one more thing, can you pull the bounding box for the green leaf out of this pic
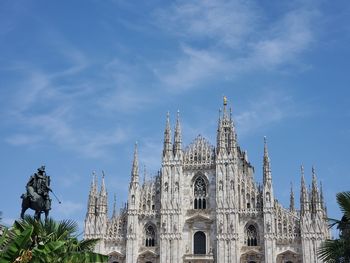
[0,225,33,261]
[337,192,350,220]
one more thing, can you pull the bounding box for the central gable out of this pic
[183,135,215,169]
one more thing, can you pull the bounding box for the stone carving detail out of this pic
[183,135,215,169]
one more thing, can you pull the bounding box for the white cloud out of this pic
[235,90,294,136]
[156,0,257,48]
[247,9,316,69]
[5,68,130,158]
[154,0,319,91]
[156,46,230,92]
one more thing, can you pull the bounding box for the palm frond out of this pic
[75,238,100,251]
[56,219,78,239]
[337,192,350,219]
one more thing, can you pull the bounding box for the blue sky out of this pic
[1,0,350,233]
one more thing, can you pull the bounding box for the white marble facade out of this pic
[84,100,330,263]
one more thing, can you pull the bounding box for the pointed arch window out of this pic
[194,176,207,209]
[246,225,258,246]
[145,224,156,247]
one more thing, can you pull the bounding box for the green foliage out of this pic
[318,191,350,262]
[0,216,108,263]
[0,226,33,263]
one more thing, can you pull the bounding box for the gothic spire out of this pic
[112,194,117,218]
[311,166,320,213]
[217,108,225,154]
[131,142,139,184]
[312,166,318,193]
[100,171,107,196]
[290,182,295,212]
[263,136,272,185]
[223,95,228,119]
[143,164,147,185]
[320,181,324,210]
[97,171,108,216]
[87,171,98,215]
[173,110,182,155]
[163,112,172,158]
[90,171,98,196]
[300,165,309,215]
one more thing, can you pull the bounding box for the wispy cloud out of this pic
[156,0,257,47]
[246,9,316,70]
[154,0,320,91]
[4,62,130,158]
[235,90,295,136]
[156,46,230,92]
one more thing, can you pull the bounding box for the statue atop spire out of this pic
[223,96,228,119]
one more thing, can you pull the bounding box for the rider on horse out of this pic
[21,166,52,218]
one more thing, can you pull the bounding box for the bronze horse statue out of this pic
[20,193,50,221]
[20,166,54,221]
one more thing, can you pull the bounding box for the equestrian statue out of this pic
[21,165,53,221]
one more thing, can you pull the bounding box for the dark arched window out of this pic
[194,231,206,254]
[145,224,156,247]
[194,176,207,209]
[246,225,258,246]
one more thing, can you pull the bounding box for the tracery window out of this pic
[194,176,207,209]
[246,225,258,246]
[145,224,156,247]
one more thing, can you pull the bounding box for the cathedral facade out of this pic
[84,100,330,263]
